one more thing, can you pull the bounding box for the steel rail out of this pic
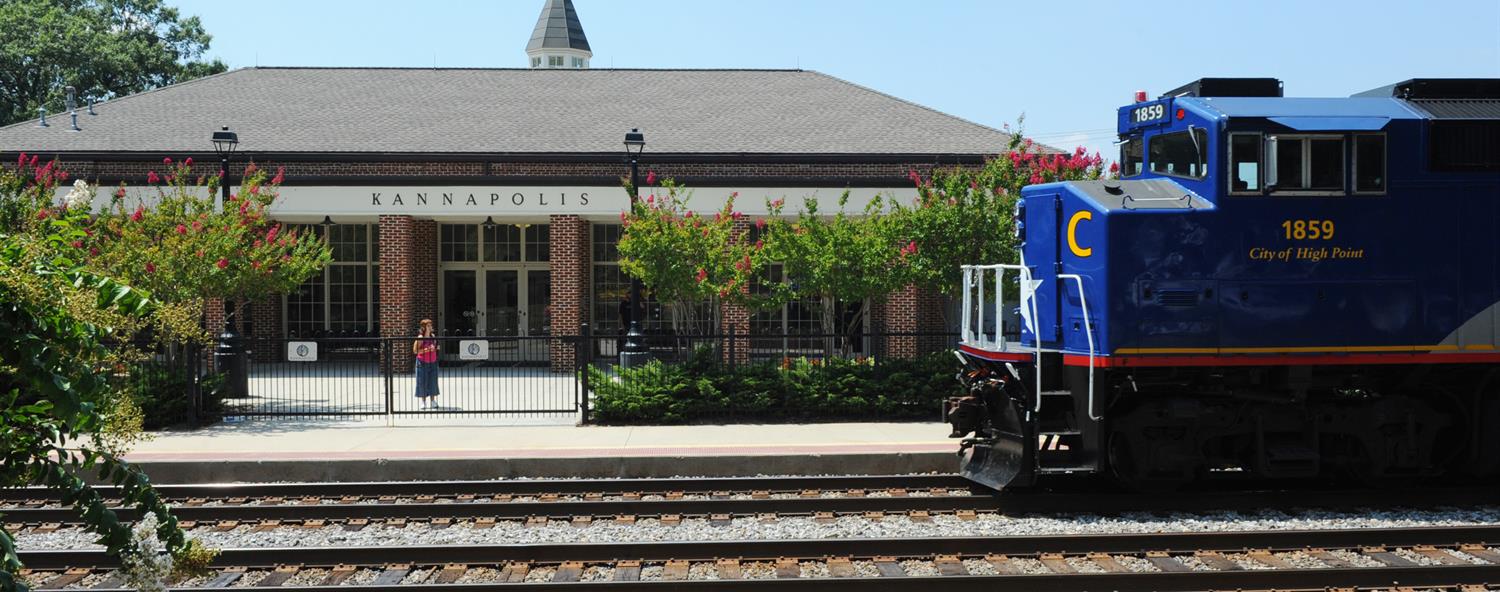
[0,474,974,502]
[68,566,1500,592]
[24,524,1500,569]
[5,485,1497,526]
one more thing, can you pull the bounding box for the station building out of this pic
[0,0,1017,368]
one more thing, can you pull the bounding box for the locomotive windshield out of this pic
[1119,137,1144,177]
[1148,128,1208,178]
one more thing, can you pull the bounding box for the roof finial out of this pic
[526,0,592,69]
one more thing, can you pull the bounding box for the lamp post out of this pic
[619,128,651,368]
[210,126,248,399]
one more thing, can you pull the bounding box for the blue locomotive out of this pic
[946,78,1500,490]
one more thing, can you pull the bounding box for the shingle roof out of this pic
[527,0,590,53]
[0,67,1016,156]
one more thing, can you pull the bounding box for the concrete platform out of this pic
[123,421,958,483]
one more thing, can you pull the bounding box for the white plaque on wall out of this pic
[458,340,488,361]
[286,341,318,362]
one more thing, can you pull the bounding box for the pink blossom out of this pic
[645,170,657,185]
[731,211,742,220]
[29,155,38,167]
[145,262,156,273]
[908,170,921,186]
[685,210,695,219]
[17,152,25,168]
[35,209,48,220]
[1029,173,1044,185]
[1108,162,1120,174]
[88,248,98,256]
[56,170,68,182]
[146,171,160,184]
[266,226,280,241]
[253,239,263,248]
[130,207,144,222]
[70,240,82,249]
[215,258,228,270]
[754,239,764,250]
[192,220,203,231]
[619,212,628,222]
[163,157,172,165]
[771,198,784,209]
[114,186,126,199]
[755,218,767,230]
[695,268,708,283]
[271,166,285,185]
[646,194,655,205]
[282,254,291,262]
[184,157,193,167]
[196,249,205,258]
[701,227,710,237]
[252,261,262,270]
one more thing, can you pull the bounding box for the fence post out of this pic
[579,323,592,425]
[186,342,202,427]
[383,337,394,426]
[727,326,736,370]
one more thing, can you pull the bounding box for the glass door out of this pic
[441,269,478,337]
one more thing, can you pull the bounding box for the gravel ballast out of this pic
[15,506,1500,550]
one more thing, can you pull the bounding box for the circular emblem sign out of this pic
[295,344,310,358]
[467,343,481,356]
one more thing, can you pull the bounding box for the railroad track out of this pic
[6,476,1498,529]
[18,525,1500,590]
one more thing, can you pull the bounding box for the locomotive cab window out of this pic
[1353,134,1386,194]
[1120,137,1144,177]
[1267,135,1344,195]
[1228,133,1262,194]
[1149,128,1208,179]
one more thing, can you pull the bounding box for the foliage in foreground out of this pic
[588,350,960,424]
[0,237,214,591]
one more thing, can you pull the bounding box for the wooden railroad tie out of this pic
[715,558,742,579]
[1246,549,1293,569]
[433,563,467,584]
[583,492,603,502]
[1039,552,1074,573]
[1460,543,1500,564]
[203,565,247,588]
[757,513,778,523]
[613,560,641,581]
[826,556,855,578]
[339,495,360,504]
[934,554,969,576]
[846,489,866,497]
[38,567,90,590]
[985,554,1024,575]
[665,491,684,500]
[540,493,560,502]
[473,517,496,529]
[907,510,932,522]
[774,557,801,578]
[256,564,300,587]
[1085,552,1130,572]
[570,516,592,527]
[800,489,820,498]
[499,563,529,583]
[1304,548,1356,568]
[709,513,732,526]
[430,517,453,530]
[320,565,357,586]
[873,556,906,577]
[663,559,689,581]
[1145,551,1191,572]
[342,518,368,532]
[955,509,977,521]
[525,516,548,528]
[614,515,636,525]
[1412,544,1467,565]
[750,490,770,499]
[552,561,585,583]
[214,520,239,532]
[1193,550,1242,571]
[659,514,682,526]
[813,511,836,524]
[1360,546,1418,567]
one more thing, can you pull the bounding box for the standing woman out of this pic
[413,319,440,409]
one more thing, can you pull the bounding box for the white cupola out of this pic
[526,0,592,69]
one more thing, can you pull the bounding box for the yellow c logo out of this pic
[1067,211,1093,258]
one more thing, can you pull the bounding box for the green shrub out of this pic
[588,351,960,424]
[121,361,225,429]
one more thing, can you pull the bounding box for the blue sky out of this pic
[174,0,1500,159]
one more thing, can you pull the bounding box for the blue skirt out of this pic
[415,360,440,397]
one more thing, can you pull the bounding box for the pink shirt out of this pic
[416,337,438,363]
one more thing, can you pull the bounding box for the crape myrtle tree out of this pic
[87,158,332,337]
[896,128,1112,304]
[616,178,768,335]
[0,158,218,591]
[761,192,914,356]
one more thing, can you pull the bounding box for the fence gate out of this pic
[209,334,586,424]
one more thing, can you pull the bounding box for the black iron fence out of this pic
[118,328,958,426]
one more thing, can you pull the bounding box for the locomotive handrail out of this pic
[1057,273,1100,421]
[960,263,1043,411]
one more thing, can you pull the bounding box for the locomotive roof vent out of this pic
[1160,78,1283,99]
[1354,78,1500,100]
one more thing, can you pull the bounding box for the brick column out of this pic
[411,220,438,327]
[719,218,752,366]
[379,215,417,372]
[881,285,949,359]
[249,296,281,362]
[549,215,590,372]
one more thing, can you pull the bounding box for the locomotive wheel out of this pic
[1106,429,1192,492]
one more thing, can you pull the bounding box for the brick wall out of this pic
[411,220,438,328]
[249,296,281,362]
[379,215,417,371]
[548,215,590,371]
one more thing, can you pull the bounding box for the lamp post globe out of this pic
[210,126,248,400]
[620,128,652,368]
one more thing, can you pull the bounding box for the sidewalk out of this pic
[122,421,959,482]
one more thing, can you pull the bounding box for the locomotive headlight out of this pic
[1014,202,1026,240]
